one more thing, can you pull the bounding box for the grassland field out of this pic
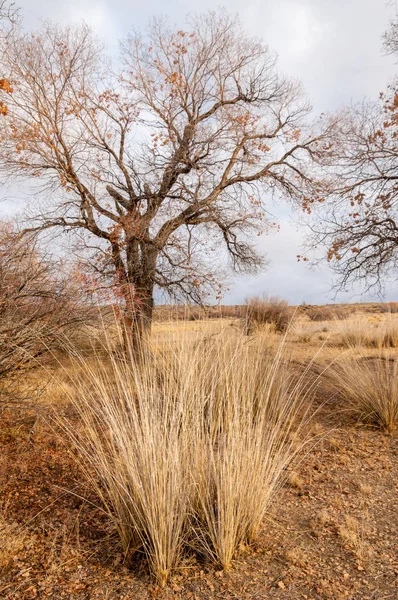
[0,304,397,600]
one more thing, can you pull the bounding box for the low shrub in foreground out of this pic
[57,332,313,585]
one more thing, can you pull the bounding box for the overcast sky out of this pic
[2,0,398,304]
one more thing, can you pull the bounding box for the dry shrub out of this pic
[306,305,348,322]
[0,223,88,405]
[154,305,245,322]
[245,295,291,334]
[328,352,398,433]
[378,302,398,314]
[57,331,314,584]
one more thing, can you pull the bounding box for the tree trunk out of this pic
[122,281,154,360]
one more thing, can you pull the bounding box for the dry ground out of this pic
[1,308,397,599]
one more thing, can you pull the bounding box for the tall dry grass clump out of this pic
[192,338,314,569]
[59,345,197,586]
[328,352,398,433]
[56,330,314,584]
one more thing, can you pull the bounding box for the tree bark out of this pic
[122,280,155,359]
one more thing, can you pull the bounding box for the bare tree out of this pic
[0,223,86,405]
[0,0,18,27]
[383,1,398,55]
[0,0,18,115]
[308,19,398,294]
[0,12,335,348]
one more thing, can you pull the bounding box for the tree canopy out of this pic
[0,12,336,343]
[309,18,398,294]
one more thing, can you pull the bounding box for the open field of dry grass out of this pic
[1,305,398,599]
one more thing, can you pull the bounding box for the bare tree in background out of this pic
[308,18,398,294]
[0,0,17,27]
[0,0,18,114]
[383,0,398,55]
[0,12,336,349]
[0,223,85,406]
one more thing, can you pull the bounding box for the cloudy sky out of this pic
[2,0,397,304]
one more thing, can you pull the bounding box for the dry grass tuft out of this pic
[338,515,372,565]
[285,546,307,567]
[328,352,398,433]
[317,508,331,527]
[358,482,372,496]
[328,437,342,451]
[296,332,313,344]
[55,330,315,584]
[287,471,304,490]
[339,321,398,350]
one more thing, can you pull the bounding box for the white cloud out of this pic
[249,1,324,62]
